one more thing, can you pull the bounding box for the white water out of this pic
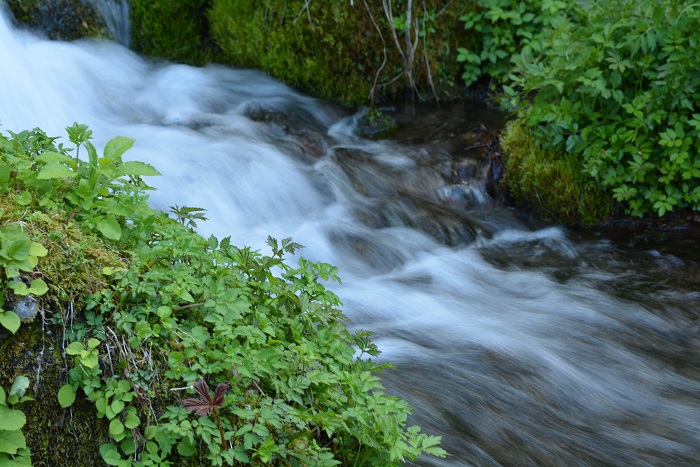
[2,6,699,465]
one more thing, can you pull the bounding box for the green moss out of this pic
[4,0,107,41]
[130,0,213,64]
[208,0,467,106]
[501,120,613,226]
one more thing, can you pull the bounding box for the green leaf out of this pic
[80,352,99,369]
[124,410,140,429]
[57,384,76,408]
[0,387,5,405]
[177,437,196,457]
[96,217,122,241]
[28,279,48,296]
[0,311,21,334]
[116,161,161,177]
[0,405,26,431]
[28,242,48,257]
[65,342,85,355]
[35,151,75,165]
[0,428,27,455]
[109,418,125,437]
[99,443,122,466]
[111,399,125,415]
[37,163,76,179]
[103,136,135,161]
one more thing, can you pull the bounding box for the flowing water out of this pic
[2,5,700,466]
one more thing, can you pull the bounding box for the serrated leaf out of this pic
[35,151,75,165]
[0,405,26,430]
[116,161,161,177]
[37,163,76,179]
[96,217,122,241]
[0,311,21,333]
[104,136,134,161]
[58,384,76,408]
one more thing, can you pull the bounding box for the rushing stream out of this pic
[2,5,700,466]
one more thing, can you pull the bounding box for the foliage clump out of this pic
[460,0,700,222]
[0,124,446,465]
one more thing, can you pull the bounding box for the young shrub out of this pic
[505,0,700,217]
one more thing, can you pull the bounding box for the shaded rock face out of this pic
[5,0,106,41]
[0,321,106,466]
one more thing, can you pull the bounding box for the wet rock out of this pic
[5,0,108,41]
[14,295,38,321]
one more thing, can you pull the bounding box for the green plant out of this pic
[505,0,700,217]
[1,124,446,465]
[0,376,32,465]
[457,0,568,86]
[35,123,160,240]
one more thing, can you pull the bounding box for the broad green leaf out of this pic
[124,411,140,429]
[103,136,134,161]
[0,164,10,184]
[28,279,48,296]
[0,311,21,334]
[0,387,5,405]
[81,352,99,369]
[0,428,27,455]
[111,399,125,414]
[37,163,76,179]
[35,151,75,165]
[87,338,101,349]
[116,161,161,177]
[177,437,196,457]
[28,242,48,257]
[109,418,125,437]
[99,443,122,466]
[65,342,85,355]
[0,405,26,431]
[57,384,76,408]
[96,217,122,241]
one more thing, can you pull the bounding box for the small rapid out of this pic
[1,6,699,465]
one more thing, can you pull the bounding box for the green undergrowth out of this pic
[0,124,446,465]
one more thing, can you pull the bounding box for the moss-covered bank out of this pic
[130,0,468,106]
[500,120,614,226]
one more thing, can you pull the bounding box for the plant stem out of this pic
[212,407,228,451]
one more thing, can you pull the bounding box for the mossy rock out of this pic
[501,120,613,226]
[4,0,108,41]
[130,0,214,65]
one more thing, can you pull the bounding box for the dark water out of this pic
[1,5,699,465]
